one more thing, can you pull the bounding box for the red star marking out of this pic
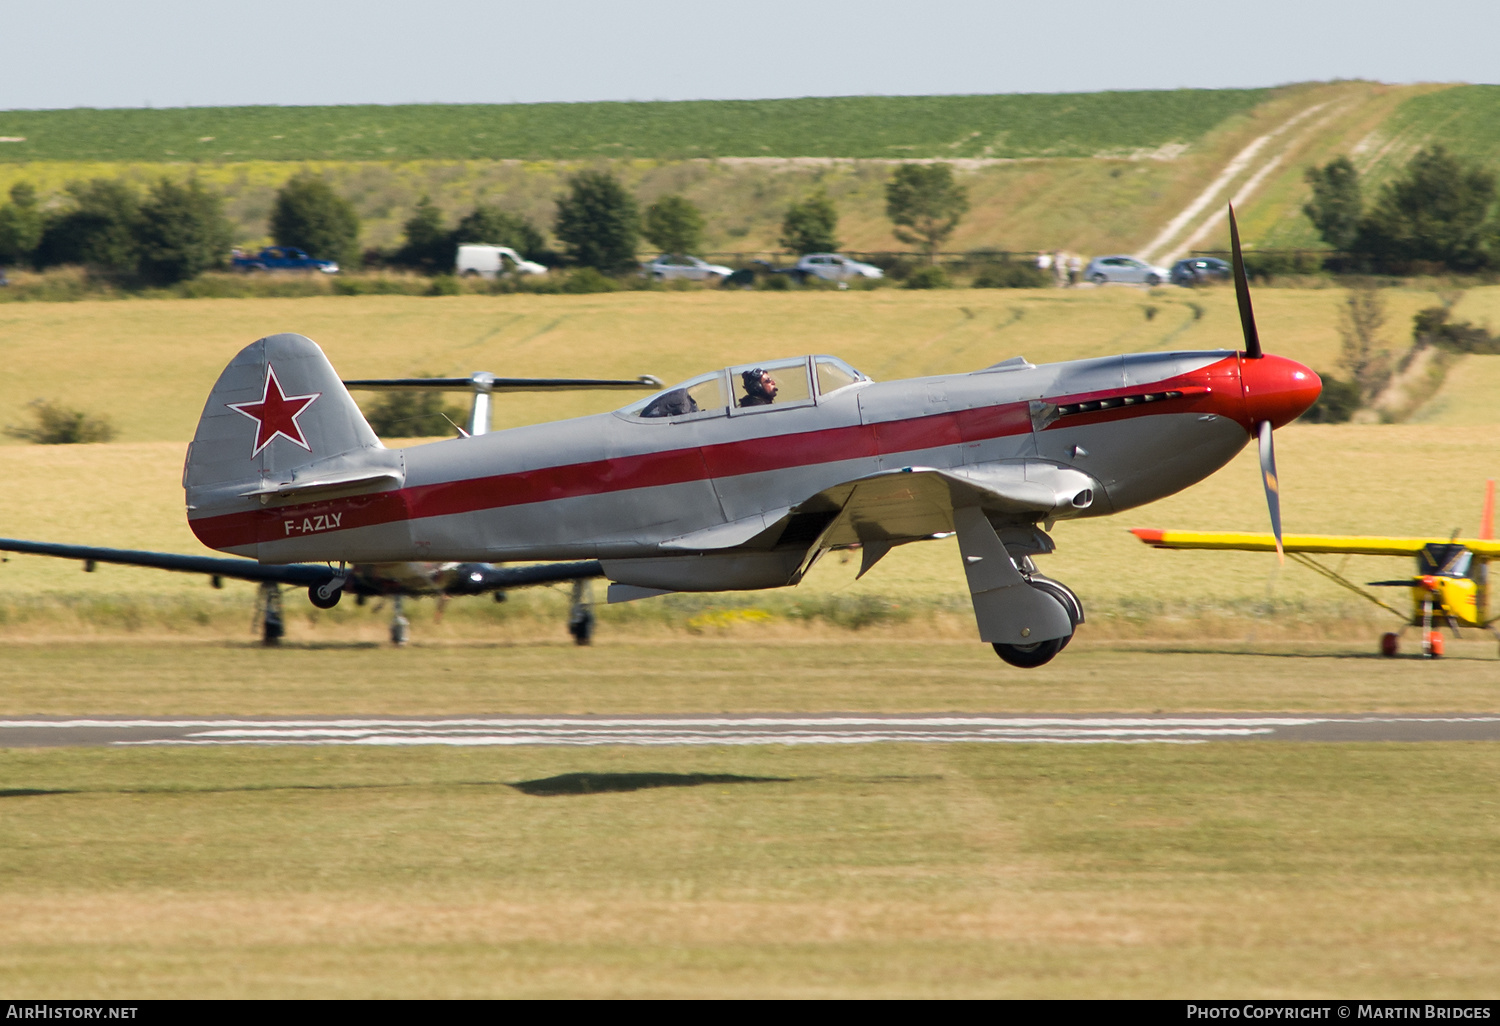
[227,365,321,457]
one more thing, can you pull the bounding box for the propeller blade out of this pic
[1258,420,1284,562]
[1228,204,1263,359]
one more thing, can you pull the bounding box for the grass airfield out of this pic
[2,287,1500,996]
[5,740,1500,998]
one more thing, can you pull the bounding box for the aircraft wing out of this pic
[802,464,1100,548]
[0,537,336,585]
[0,538,605,593]
[1131,529,1500,558]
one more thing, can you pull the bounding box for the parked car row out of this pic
[228,242,1230,289]
[1084,254,1232,287]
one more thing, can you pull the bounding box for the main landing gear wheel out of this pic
[568,607,595,645]
[991,577,1083,669]
[308,580,343,609]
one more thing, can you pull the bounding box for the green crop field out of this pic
[1374,85,1500,167]
[6,81,1491,256]
[0,90,1271,164]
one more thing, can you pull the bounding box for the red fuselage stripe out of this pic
[190,358,1244,550]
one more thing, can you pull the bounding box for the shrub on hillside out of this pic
[427,274,462,296]
[1304,157,1362,252]
[903,265,951,289]
[1354,146,1500,273]
[643,194,705,256]
[394,195,452,273]
[1241,251,1324,282]
[271,174,360,268]
[779,191,839,255]
[37,179,142,275]
[561,267,621,294]
[361,386,464,438]
[886,163,969,262]
[1412,306,1500,354]
[554,171,640,272]
[452,206,546,261]
[1299,376,1361,423]
[972,259,1048,288]
[0,183,44,268]
[135,178,233,286]
[5,399,116,444]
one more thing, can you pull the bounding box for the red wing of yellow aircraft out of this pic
[1132,480,1499,658]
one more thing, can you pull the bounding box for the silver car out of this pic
[793,253,884,282]
[1084,255,1172,286]
[641,254,734,282]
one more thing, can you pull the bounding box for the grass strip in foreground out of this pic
[0,741,1496,997]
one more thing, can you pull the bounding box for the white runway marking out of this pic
[3,715,1500,748]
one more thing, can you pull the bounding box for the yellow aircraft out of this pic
[1132,480,1498,658]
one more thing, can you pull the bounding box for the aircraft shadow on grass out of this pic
[508,772,790,797]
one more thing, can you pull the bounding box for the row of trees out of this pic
[0,178,232,285]
[1304,145,1500,272]
[0,173,362,286]
[0,162,976,284]
[533,164,970,272]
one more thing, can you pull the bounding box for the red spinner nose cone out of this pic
[1240,355,1321,429]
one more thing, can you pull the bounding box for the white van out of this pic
[455,244,548,279]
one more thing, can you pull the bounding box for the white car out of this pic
[794,253,884,282]
[455,244,548,279]
[641,254,733,281]
[1083,255,1172,287]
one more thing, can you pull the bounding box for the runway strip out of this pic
[3,714,1500,748]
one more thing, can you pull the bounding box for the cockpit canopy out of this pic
[620,355,869,420]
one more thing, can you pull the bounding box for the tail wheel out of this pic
[991,577,1082,669]
[1380,632,1399,657]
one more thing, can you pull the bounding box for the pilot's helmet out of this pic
[742,367,768,395]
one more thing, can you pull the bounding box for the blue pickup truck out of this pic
[230,246,339,273]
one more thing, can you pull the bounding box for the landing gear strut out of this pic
[567,579,595,645]
[390,594,410,646]
[256,582,284,646]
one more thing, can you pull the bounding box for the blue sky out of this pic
[3,0,1496,109]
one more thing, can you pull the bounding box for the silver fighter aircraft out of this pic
[179,209,1321,666]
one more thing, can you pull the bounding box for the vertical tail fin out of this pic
[185,333,401,555]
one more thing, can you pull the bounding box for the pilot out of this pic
[739,368,778,407]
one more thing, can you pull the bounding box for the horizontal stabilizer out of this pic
[238,468,403,502]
